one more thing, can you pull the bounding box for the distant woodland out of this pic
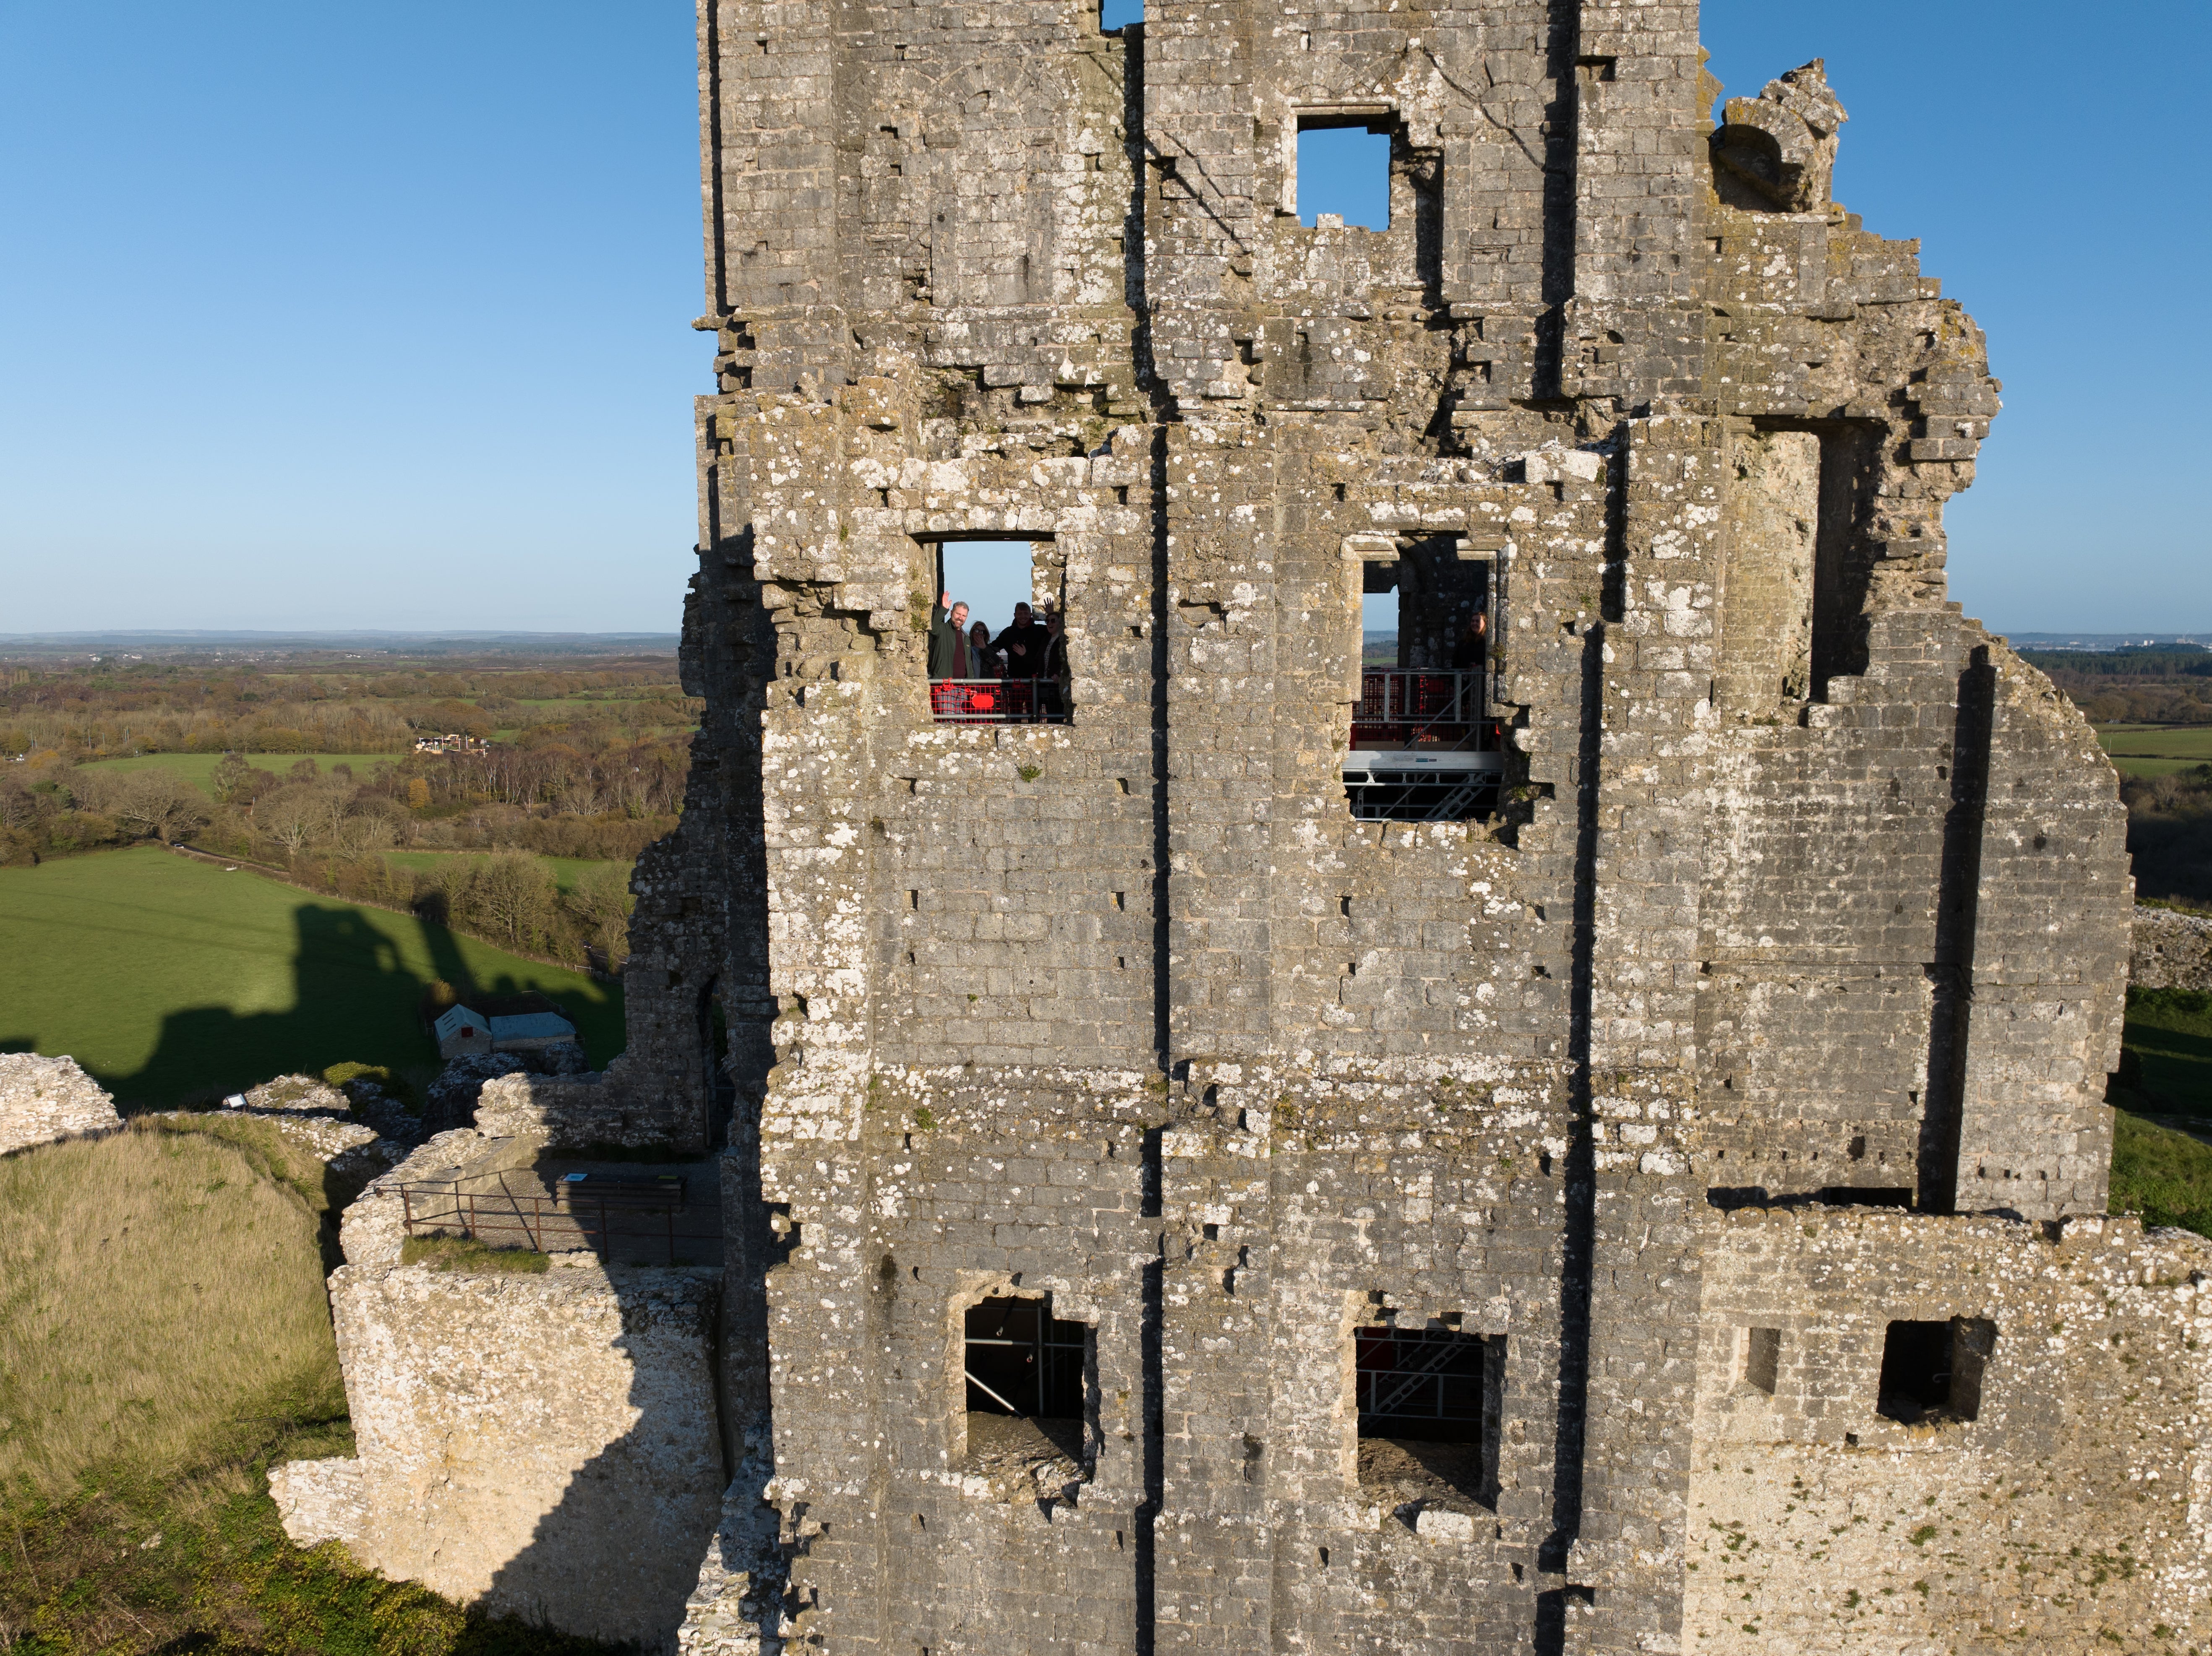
[6,643,2208,931]
[2025,649,2212,909]
[0,651,700,968]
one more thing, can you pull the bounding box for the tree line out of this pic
[0,654,698,766]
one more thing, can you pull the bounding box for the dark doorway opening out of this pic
[702,987,735,1149]
[1876,1316,1996,1424]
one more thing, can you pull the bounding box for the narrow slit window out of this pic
[1354,1323,1497,1508]
[964,1295,1091,1475]
[928,539,1068,725]
[1876,1316,1996,1425]
[1744,1326,1782,1394]
[1345,539,1499,822]
[1297,123,1390,229]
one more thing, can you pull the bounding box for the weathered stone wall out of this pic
[1686,1208,2212,1651]
[277,1133,726,1648]
[0,1053,120,1155]
[2134,905,2212,992]
[657,3,2166,1652]
[472,1055,702,1151]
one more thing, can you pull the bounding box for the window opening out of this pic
[1354,1324,1495,1508]
[1296,123,1390,229]
[1099,0,1143,28]
[964,1295,1091,1477]
[1744,1326,1782,1394]
[1346,540,1500,821]
[928,539,1068,725]
[1876,1316,1996,1425]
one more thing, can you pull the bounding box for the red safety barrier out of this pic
[930,679,1038,724]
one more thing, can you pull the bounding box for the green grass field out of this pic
[382,849,628,896]
[0,847,622,1107]
[2095,724,2212,779]
[2111,987,2212,1235]
[81,751,400,785]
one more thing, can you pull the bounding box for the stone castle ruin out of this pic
[275,3,2212,1651]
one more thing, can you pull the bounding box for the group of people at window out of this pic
[927,593,1069,721]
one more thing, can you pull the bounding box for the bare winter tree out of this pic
[569,861,636,969]
[258,785,322,859]
[330,811,395,859]
[113,769,211,846]
[474,851,558,948]
[0,777,38,832]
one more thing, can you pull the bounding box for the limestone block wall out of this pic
[0,1052,120,1155]
[664,0,2149,1651]
[277,1134,726,1648]
[1686,1208,2212,1651]
[472,1058,694,1151]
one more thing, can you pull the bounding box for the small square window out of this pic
[1354,1323,1497,1508]
[1296,124,1390,229]
[963,1295,1091,1479]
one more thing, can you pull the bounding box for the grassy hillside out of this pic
[0,1117,624,1655]
[80,752,396,784]
[0,848,622,1107]
[2094,724,2212,780]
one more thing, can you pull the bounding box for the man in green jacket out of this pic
[928,593,974,677]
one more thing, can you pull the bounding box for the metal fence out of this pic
[397,1171,717,1266]
[929,678,1069,724]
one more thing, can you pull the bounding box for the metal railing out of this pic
[1350,669,1489,750]
[1354,1326,1485,1429]
[929,679,1069,725]
[397,1171,716,1266]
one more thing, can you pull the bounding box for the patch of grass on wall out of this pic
[400,1234,552,1274]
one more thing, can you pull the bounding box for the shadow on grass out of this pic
[69,901,622,1114]
[2121,987,2212,1120]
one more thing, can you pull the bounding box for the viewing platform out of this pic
[1346,670,1505,821]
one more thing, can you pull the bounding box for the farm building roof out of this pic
[488,1012,575,1043]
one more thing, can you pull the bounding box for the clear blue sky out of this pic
[4,1,2204,636]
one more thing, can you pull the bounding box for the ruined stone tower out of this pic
[642,0,2212,1649]
[279,3,2212,1651]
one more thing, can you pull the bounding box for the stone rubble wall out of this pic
[1687,1208,2212,1651]
[2132,905,2212,993]
[471,1055,681,1150]
[0,1053,120,1155]
[272,1131,727,1649]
